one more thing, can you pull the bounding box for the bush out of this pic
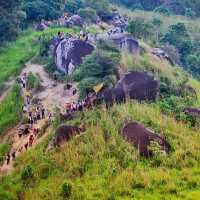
[73,40,120,98]
[26,72,42,93]
[126,18,153,40]
[154,5,170,15]
[21,165,34,181]
[78,8,97,23]
[61,182,72,198]
[0,143,11,165]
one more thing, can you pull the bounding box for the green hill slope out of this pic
[1,41,200,199]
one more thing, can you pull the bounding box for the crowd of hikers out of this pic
[5,73,52,165]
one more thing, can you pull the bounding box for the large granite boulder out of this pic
[116,71,159,101]
[54,38,94,74]
[122,122,170,157]
[109,33,140,55]
[96,71,159,106]
[152,48,174,65]
[65,15,83,27]
[47,125,84,150]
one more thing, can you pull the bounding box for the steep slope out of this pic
[0,39,200,199]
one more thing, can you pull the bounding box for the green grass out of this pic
[0,143,11,165]
[0,27,78,135]
[0,101,200,199]
[0,84,23,134]
[0,27,78,91]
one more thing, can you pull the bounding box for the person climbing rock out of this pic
[6,153,11,165]
[29,135,34,147]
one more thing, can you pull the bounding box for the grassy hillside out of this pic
[1,39,200,199]
[0,101,200,200]
[0,27,77,92]
[116,7,200,41]
[1,8,200,200]
[0,27,78,134]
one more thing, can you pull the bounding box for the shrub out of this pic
[26,72,42,93]
[126,18,153,40]
[61,181,72,198]
[21,165,34,181]
[78,8,97,23]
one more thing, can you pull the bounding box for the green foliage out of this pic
[0,143,11,165]
[0,84,23,134]
[78,8,97,23]
[126,17,153,40]
[0,0,25,44]
[61,182,72,198]
[73,40,120,98]
[112,0,200,17]
[26,72,42,93]
[154,5,171,15]
[21,164,34,181]
[186,54,200,77]
[161,23,193,62]
[23,0,64,22]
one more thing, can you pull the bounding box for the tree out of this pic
[23,0,65,22]
[161,23,193,63]
[78,8,97,23]
[126,18,153,40]
[0,0,24,44]
[152,17,163,44]
[73,40,121,98]
[186,54,200,75]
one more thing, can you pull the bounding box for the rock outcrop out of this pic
[65,15,83,27]
[122,122,170,157]
[54,38,94,74]
[47,125,85,150]
[152,48,174,65]
[96,71,159,106]
[183,108,200,118]
[109,33,140,55]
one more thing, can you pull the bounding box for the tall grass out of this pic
[0,27,78,91]
[0,84,23,134]
[1,101,200,199]
[0,27,78,135]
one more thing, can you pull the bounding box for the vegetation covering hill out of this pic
[1,0,200,200]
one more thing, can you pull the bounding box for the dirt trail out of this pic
[0,61,78,175]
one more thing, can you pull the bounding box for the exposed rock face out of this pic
[54,38,94,74]
[122,122,170,157]
[183,108,200,118]
[65,15,83,27]
[96,71,159,106]
[47,125,84,150]
[116,71,159,101]
[152,48,174,65]
[109,33,140,55]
